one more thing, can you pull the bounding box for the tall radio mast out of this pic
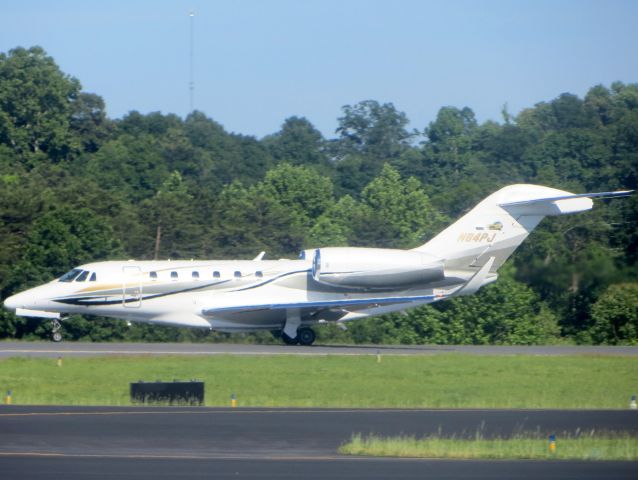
[189,11,195,112]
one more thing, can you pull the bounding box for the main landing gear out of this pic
[51,319,63,342]
[297,327,316,346]
[281,309,316,346]
[281,327,316,346]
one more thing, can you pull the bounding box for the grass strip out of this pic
[339,433,638,461]
[1,353,637,408]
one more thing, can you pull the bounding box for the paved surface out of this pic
[1,456,636,480]
[2,341,638,357]
[0,406,636,479]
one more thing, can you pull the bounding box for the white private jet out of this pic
[3,184,632,345]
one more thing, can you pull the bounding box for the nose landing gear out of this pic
[51,319,63,342]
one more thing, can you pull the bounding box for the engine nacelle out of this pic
[310,247,444,289]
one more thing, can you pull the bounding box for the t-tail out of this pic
[413,184,632,281]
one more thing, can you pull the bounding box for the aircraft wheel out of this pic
[281,332,298,345]
[52,332,63,342]
[297,327,316,346]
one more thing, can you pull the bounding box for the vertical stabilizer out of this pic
[413,184,600,272]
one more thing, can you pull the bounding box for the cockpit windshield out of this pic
[59,269,82,282]
[75,270,90,282]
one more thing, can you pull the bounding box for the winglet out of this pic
[253,251,266,261]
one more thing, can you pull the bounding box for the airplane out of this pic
[3,184,632,345]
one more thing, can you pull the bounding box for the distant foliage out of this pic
[0,47,81,163]
[0,46,636,344]
[589,283,638,345]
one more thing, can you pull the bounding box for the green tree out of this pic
[306,195,358,247]
[11,207,122,288]
[0,172,45,294]
[336,100,414,159]
[69,92,113,152]
[426,106,477,147]
[589,283,638,344]
[429,277,560,345]
[423,106,477,178]
[261,163,335,228]
[353,164,446,248]
[184,111,274,186]
[118,110,182,137]
[333,100,415,193]
[211,181,304,258]
[514,212,624,338]
[0,46,81,162]
[142,171,202,260]
[264,116,329,168]
[83,134,168,202]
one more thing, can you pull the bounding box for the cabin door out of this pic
[122,266,143,308]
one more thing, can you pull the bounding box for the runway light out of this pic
[549,433,556,454]
[4,390,12,405]
[376,350,381,363]
[630,395,637,410]
[57,356,63,367]
[231,393,237,408]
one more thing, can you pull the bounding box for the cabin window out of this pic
[255,271,263,278]
[234,271,241,278]
[59,269,82,282]
[213,271,220,279]
[149,271,158,280]
[192,271,200,279]
[170,271,178,280]
[75,270,89,282]
[89,272,97,282]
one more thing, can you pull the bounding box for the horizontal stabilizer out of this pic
[497,189,633,217]
[499,190,633,207]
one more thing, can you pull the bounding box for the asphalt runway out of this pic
[1,406,637,479]
[2,340,638,357]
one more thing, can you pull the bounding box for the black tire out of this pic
[297,327,316,346]
[281,332,298,345]
[52,332,62,342]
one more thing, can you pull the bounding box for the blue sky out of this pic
[2,0,637,138]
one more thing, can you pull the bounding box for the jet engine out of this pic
[310,247,444,289]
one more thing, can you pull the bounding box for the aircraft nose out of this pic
[4,292,27,311]
[4,293,20,311]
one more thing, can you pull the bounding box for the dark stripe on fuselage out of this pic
[230,269,311,292]
[53,279,232,307]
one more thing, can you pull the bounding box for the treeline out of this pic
[1,46,637,345]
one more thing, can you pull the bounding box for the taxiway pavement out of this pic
[0,406,636,479]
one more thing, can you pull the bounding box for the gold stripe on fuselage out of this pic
[77,284,121,293]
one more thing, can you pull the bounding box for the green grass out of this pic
[339,433,638,460]
[0,354,636,408]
